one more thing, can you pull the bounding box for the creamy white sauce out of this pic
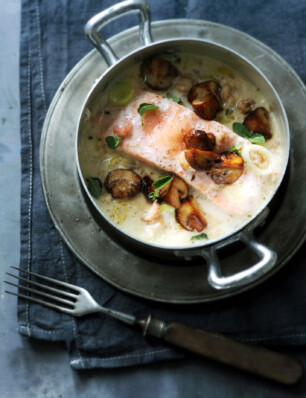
[79,52,285,247]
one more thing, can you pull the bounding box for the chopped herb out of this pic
[228,142,242,156]
[248,215,252,217]
[225,108,233,117]
[148,191,160,200]
[166,93,181,103]
[148,175,173,200]
[106,134,121,149]
[87,177,102,199]
[152,175,173,190]
[232,122,265,144]
[191,233,208,241]
[137,103,159,125]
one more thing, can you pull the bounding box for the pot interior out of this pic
[76,38,289,253]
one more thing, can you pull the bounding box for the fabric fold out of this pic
[18,0,306,370]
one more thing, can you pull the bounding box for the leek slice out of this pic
[242,144,274,176]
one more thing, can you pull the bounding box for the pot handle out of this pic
[85,0,153,66]
[201,231,277,290]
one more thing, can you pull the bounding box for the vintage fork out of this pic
[5,266,303,386]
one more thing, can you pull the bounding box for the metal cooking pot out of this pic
[76,0,289,291]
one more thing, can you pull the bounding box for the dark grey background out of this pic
[1,0,306,396]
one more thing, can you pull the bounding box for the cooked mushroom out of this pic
[208,152,244,185]
[142,175,155,203]
[183,129,214,151]
[185,149,220,171]
[188,81,221,103]
[141,58,177,90]
[176,197,207,232]
[105,169,142,199]
[188,81,222,120]
[191,95,222,120]
[159,179,172,198]
[243,107,272,139]
[206,133,216,146]
[164,175,188,209]
[141,201,161,222]
[237,98,255,115]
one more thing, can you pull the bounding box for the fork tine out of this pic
[4,280,75,307]
[10,266,80,292]
[5,290,74,315]
[6,272,78,299]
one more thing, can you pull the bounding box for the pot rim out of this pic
[76,37,290,253]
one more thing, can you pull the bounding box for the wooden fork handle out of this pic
[141,316,303,386]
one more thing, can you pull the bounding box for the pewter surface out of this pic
[40,20,306,303]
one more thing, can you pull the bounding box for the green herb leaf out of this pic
[228,141,242,156]
[106,134,121,149]
[87,177,103,199]
[191,233,208,241]
[152,175,173,191]
[248,133,266,144]
[166,93,181,103]
[148,191,160,200]
[148,176,173,200]
[232,122,265,144]
[138,103,159,125]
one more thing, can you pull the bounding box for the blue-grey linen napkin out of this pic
[19,0,306,370]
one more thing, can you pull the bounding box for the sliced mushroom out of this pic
[141,58,177,90]
[141,201,161,222]
[206,133,216,146]
[176,197,207,232]
[142,175,155,203]
[183,129,214,151]
[105,169,142,199]
[243,107,272,139]
[185,149,220,171]
[237,98,255,115]
[159,179,172,199]
[188,81,221,103]
[188,81,222,120]
[192,95,222,120]
[208,152,244,185]
[164,175,188,209]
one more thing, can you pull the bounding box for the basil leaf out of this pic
[87,177,102,199]
[138,103,159,125]
[232,122,265,144]
[106,134,121,149]
[166,93,181,103]
[248,133,266,144]
[228,141,242,156]
[191,233,208,241]
[152,175,173,191]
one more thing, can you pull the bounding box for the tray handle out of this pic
[202,231,277,290]
[85,0,153,66]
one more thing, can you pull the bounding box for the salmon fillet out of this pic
[101,90,262,215]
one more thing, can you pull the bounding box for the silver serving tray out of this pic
[40,19,306,304]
